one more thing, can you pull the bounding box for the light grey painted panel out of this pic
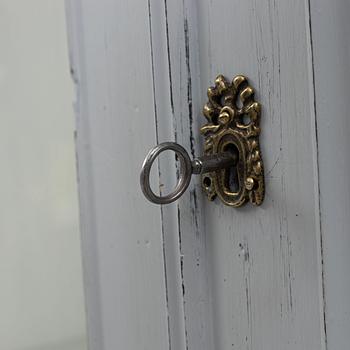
[66,1,170,349]
[310,1,350,348]
[192,1,326,349]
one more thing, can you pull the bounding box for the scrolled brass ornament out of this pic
[200,75,264,207]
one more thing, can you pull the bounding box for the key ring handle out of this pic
[140,142,192,204]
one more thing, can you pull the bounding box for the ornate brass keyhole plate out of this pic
[200,75,264,207]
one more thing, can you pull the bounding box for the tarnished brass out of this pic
[200,75,264,207]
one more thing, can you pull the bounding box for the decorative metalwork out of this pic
[200,74,264,207]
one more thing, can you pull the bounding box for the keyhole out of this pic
[223,143,239,193]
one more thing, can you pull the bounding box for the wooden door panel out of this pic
[196,1,324,349]
[65,0,350,349]
[66,1,170,349]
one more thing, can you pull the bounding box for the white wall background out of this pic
[0,1,87,349]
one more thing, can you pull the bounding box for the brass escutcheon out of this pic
[200,75,264,207]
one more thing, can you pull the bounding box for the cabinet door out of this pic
[66,0,350,349]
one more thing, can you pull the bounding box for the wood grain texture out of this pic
[309,1,350,348]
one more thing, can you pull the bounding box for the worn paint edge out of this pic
[146,2,172,350]
[64,1,104,349]
[305,0,327,348]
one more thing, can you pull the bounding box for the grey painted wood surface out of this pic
[66,0,349,349]
[65,1,170,349]
[189,1,325,349]
[310,1,350,348]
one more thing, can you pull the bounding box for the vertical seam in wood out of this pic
[147,0,159,145]
[307,0,328,348]
[164,0,174,116]
[184,1,202,239]
[179,3,208,349]
[183,10,201,236]
[183,10,195,159]
[178,5,194,350]
[160,206,172,350]
[177,204,189,350]
[147,2,172,350]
